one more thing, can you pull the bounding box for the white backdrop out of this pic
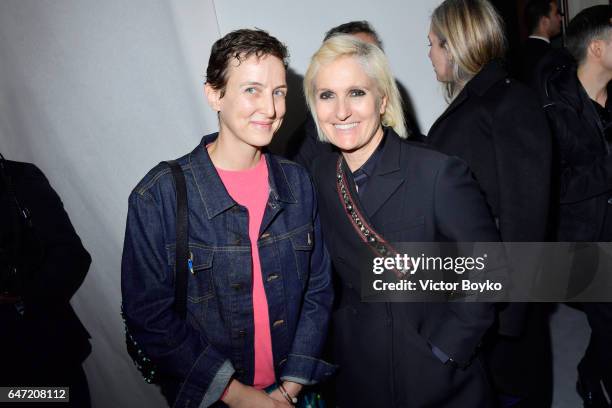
[0,1,441,406]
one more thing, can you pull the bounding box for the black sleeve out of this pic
[428,156,499,365]
[492,89,553,241]
[15,164,91,304]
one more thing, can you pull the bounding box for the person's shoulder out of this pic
[395,135,471,176]
[130,150,192,201]
[2,160,43,180]
[399,137,450,163]
[269,153,311,180]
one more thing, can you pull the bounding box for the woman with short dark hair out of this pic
[122,29,334,408]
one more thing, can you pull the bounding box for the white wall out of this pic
[214,0,446,137]
[566,0,608,19]
[0,1,445,406]
[0,1,219,406]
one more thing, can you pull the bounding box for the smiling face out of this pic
[313,55,386,161]
[206,54,287,150]
[428,28,453,82]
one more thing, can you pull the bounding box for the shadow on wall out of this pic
[268,68,308,156]
[396,79,423,137]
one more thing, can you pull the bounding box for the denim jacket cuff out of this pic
[199,360,235,408]
[279,353,336,385]
[174,345,234,408]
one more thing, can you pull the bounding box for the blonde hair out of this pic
[431,0,507,100]
[303,34,408,142]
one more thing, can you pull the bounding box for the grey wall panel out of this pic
[0,1,219,406]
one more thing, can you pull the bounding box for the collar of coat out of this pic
[463,59,508,97]
[334,128,407,219]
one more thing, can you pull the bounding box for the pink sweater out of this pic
[216,155,275,389]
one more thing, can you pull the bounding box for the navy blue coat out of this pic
[310,129,500,407]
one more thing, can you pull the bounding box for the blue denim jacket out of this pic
[121,134,335,408]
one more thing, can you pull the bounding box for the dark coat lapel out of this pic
[360,130,405,219]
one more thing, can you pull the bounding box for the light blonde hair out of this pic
[431,0,507,100]
[303,34,407,142]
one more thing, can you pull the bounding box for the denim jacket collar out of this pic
[189,133,296,219]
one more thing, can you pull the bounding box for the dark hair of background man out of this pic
[323,20,383,49]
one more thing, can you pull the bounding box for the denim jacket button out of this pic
[267,274,279,282]
[272,319,284,328]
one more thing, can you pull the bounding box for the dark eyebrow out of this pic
[239,81,264,87]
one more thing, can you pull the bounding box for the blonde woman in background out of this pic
[426,0,554,406]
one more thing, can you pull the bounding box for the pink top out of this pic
[216,155,275,389]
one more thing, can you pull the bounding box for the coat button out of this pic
[267,274,279,282]
[272,319,285,328]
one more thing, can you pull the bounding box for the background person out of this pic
[303,34,501,408]
[121,29,334,408]
[540,6,612,407]
[0,153,92,407]
[516,0,563,84]
[425,0,554,406]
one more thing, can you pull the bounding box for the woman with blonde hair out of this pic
[303,34,500,407]
[426,0,554,406]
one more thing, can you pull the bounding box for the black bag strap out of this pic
[163,160,189,319]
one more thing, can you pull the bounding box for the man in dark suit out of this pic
[540,5,612,407]
[0,154,92,407]
[517,0,562,84]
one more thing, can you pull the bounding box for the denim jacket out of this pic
[121,134,335,408]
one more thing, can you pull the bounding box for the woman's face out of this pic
[206,54,287,149]
[313,56,386,155]
[428,28,452,82]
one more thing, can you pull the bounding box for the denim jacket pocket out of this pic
[167,244,215,303]
[289,224,314,283]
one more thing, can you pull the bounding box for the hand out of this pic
[222,380,291,408]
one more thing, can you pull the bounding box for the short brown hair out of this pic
[206,29,288,97]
